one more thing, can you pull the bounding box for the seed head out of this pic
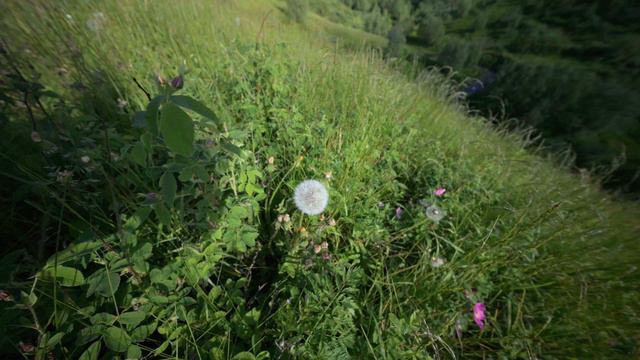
[293,180,329,215]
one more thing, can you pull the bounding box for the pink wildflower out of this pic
[19,342,35,353]
[395,207,403,220]
[31,131,42,143]
[434,187,446,197]
[0,290,11,301]
[473,303,486,330]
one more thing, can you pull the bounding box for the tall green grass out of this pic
[1,0,638,358]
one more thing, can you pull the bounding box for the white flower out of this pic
[293,180,329,215]
[86,12,105,32]
[81,155,91,164]
[431,257,446,268]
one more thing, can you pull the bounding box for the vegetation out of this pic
[314,0,640,196]
[0,0,638,359]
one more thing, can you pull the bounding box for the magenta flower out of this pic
[473,302,486,330]
[395,207,403,220]
[433,187,446,197]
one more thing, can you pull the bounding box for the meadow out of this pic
[0,0,638,358]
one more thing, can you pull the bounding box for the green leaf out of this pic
[232,352,256,360]
[45,240,101,268]
[124,207,152,232]
[221,141,243,157]
[132,111,146,128]
[103,326,131,353]
[78,341,101,360]
[149,295,169,304]
[41,265,85,287]
[241,230,259,248]
[129,142,147,166]
[91,313,116,325]
[127,344,142,359]
[154,203,171,227]
[118,311,146,327]
[170,95,220,125]
[159,103,194,156]
[87,270,121,298]
[76,325,104,346]
[160,171,177,207]
[46,332,64,348]
[131,322,157,342]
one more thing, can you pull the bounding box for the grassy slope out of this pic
[2,0,639,357]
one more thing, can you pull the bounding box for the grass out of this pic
[0,0,638,358]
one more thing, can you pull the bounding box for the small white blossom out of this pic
[81,155,91,164]
[431,257,446,268]
[293,180,329,215]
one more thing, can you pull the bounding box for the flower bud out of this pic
[170,74,184,90]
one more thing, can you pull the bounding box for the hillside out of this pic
[311,0,640,196]
[0,0,638,359]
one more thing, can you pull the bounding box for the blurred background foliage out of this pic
[309,0,640,197]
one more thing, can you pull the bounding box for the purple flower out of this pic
[473,303,486,330]
[170,74,184,90]
[395,207,403,220]
[433,187,446,197]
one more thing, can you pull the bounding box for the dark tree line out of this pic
[313,0,640,196]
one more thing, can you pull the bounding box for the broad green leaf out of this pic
[129,142,147,166]
[132,111,146,128]
[179,164,208,182]
[221,141,243,157]
[127,344,142,359]
[148,295,169,304]
[131,322,157,342]
[242,230,259,248]
[154,203,171,227]
[46,332,64,348]
[118,311,146,327]
[159,103,193,156]
[78,341,101,360]
[170,95,220,125]
[87,270,121,298]
[91,313,116,325]
[45,240,101,268]
[232,352,256,360]
[41,265,85,287]
[76,325,104,346]
[103,326,131,352]
[124,207,152,232]
[160,171,177,206]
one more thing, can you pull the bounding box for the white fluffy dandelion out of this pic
[293,180,329,215]
[425,204,445,223]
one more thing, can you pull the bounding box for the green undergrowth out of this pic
[0,0,638,359]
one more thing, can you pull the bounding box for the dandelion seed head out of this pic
[294,180,329,215]
[425,204,445,222]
